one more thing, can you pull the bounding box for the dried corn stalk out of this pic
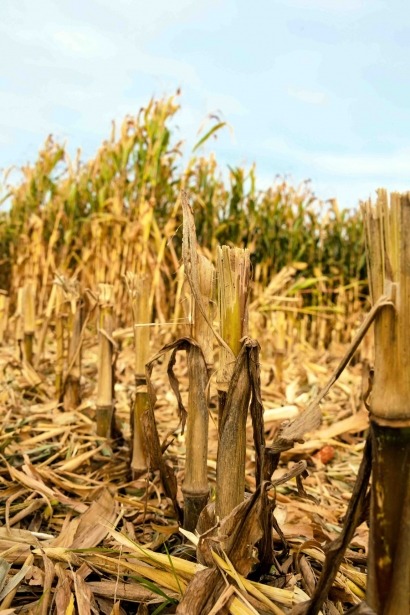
[216,246,250,430]
[54,283,66,400]
[96,283,115,438]
[0,290,9,344]
[126,272,152,476]
[362,190,410,615]
[214,246,251,521]
[183,255,215,531]
[22,280,36,365]
[181,192,216,530]
[63,280,83,411]
[15,287,24,361]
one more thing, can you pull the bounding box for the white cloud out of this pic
[204,92,248,117]
[309,151,410,177]
[51,28,117,59]
[288,87,327,105]
[263,137,410,178]
[284,0,372,11]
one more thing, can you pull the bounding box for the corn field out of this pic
[0,94,407,614]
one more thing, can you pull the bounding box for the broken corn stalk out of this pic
[96,283,115,438]
[362,189,410,615]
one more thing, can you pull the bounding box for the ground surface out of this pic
[0,332,371,614]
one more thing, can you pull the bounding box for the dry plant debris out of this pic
[0,329,371,614]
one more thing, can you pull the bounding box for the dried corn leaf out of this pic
[85,580,162,602]
[52,489,117,548]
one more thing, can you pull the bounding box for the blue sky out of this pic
[1,0,409,208]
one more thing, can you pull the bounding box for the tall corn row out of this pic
[0,93,368,347]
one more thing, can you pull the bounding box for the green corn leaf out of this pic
[192,122,226,152]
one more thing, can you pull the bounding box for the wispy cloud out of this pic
[204,92,248,117]
[308,151,410,177]
[285,0,374,11]
[51,28,117,59]
[263,136,410,178]
[288,87,327,105]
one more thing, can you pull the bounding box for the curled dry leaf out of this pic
[180,483,274,615]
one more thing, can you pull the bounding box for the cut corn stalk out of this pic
[182,215,215,530]
[181,194,216,530]
[362,189,410,615]
[23,281,36,365]
[217,245,250,429]
[63,281,83,411]
[15,287,24,361]
[126,272,152,476]
[0,290,9,344]
[215,342,252,521]
[54,283,66,401]
[215,246,251,520]
[35,280,57,367]
[96,283,115,439]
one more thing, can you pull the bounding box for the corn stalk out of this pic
[126,273,152,476]
[15,287,24,361]
[182,254,215,531]
[0,291,9,344]
[362,189,410,615]
[22,280,36,364]
[63,282,83,411]
[215,246,251,520]
[216,246,250,429]
[96,283,115,439]
[180,192,216,530]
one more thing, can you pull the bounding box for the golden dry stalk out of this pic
[217,245,250,378]
[63,280,83,411]
[0,290,9,345]
[54,284,66,400]
[15,287,24,360]
[22,280,36,365]
[216,245,250,431]
[182,254,215,531]
[215,343,252,521]
[96,283,115,439]
[362,189,410,615]
[126,272,152,475]
[180,192,217,530]
[215,246,251,520]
